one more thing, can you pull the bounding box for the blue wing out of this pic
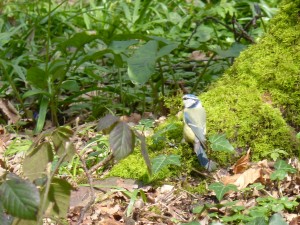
[184,110,217,171]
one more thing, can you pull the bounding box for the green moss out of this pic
[108,150,150,183]
[108,0,300,179]
[185,180,208,195]
[200,0,300,162]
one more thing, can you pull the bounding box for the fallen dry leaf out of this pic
[0,99,20,124]
[233,149,251,174]
[233,167,262,190]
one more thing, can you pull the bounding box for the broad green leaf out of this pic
[127,40,158,84]
[22,89,51,99]
[270,170,287,181]
[245,217,268,225]
[49,59,67,81]
[109,40,138,54]
[97,114,119,132]
[208,182,237,201]
[212,43,246,58]
[77,49,114,65]
[156,43,179,58]
[296,132,300,139]
[274,160,297,173]
[209,134,234,152]
[27,67,48,90]
[269,213,288,225]
[47,178,73,218]
[23,142,53,181]
[59,31,98,49]
[194,25,213,42]
[52,127,75,162]
[0,173,40,220]
[61,80,80,92]
[109,122,135,160]
[35,96,49,133]
[192,205,205,214]
[151,154,181,174]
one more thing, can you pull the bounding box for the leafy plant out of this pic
[97,114,152,174]
[0,126,75,224]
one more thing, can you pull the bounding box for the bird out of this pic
[182,94,217,171]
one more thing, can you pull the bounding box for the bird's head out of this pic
[182,94,202,108]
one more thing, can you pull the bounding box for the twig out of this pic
[76,154,95,225]
[88,153,114,174]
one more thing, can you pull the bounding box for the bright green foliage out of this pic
[208,182,238,201]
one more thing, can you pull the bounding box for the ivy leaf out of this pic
[208,182,237,201]
[209,134,234,153]
[0,173,40,220]
[110,122,135,160]
[269,213,288,225]
[151,154,181,174]
[245,217,268,225]
[274,160,297,173]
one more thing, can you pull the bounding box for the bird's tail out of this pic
[194,141,217,172]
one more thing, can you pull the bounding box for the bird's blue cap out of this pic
[182,94,199,100]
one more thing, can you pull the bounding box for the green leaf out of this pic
[59,31,98,49]
[209,134,234,153]
[52,127,75,162]
[274,160,297,173]
[194,25,213,42]
[212,43,246,58]
[23,142,53,181]
[156,42,179,58]
[61,80,80,92]
[127,40,158,84]
[126,189,139,217]
[22,89,51,99]
[0,173,40,220]
[245,217,268,225]
[97,114,119,133]
[192,205,205,214]
[296,132,300,139]
[208,182,237,201]
[109,122,135,160]
[35,96,49,133]
[269,213,288,225]
[27,67,48,90]
[151,154,181,174]
[47,178,73,218]
[109,40,139,54]
[270,170,287,181]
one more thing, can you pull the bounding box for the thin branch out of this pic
[88,153,114,174]
[76,154,95,225]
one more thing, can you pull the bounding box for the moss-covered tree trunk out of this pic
[201,0,300,162]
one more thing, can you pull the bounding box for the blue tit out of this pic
[182,94,217,171]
